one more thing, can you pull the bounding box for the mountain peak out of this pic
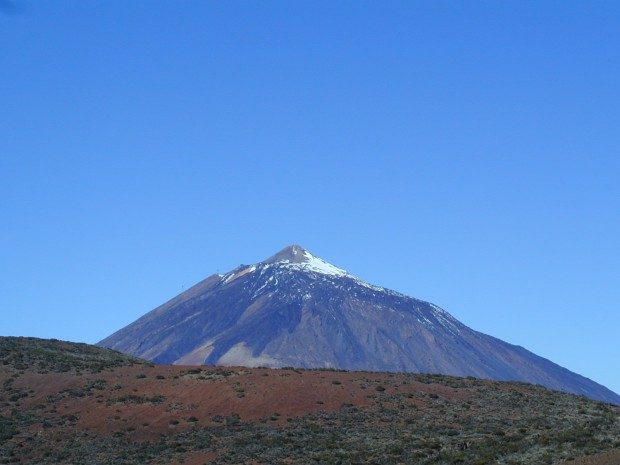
[264,244,308,264]
[262,244,348,277]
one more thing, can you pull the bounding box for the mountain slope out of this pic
[99,245,620,404]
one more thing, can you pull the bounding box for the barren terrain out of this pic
[1,337,618,464]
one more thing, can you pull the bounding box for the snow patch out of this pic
[300,250,348,276]
[253,275,275,296]
[430,304,461,335]
[418,316,433,328]
[224,265,256,284]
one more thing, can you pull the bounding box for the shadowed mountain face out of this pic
[99,245,620,404]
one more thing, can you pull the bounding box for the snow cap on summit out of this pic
[262,245,348,277]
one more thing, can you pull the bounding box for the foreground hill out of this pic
[1,337,619,465]
[100,245,620,404]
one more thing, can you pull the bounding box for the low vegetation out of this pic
[0,337,618,464]
[0,337,145,374]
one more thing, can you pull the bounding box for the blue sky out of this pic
[1,1,618,394]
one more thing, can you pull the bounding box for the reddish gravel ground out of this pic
[2,358,618,464]
[10,364,470,439]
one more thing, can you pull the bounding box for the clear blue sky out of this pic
[1,1,618,394]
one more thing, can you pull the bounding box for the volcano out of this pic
[99,245,620,404]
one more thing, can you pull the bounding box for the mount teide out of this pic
[99,245,620,404]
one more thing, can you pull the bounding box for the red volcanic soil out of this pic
[2,354,618,465]
[10,364,467,440]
